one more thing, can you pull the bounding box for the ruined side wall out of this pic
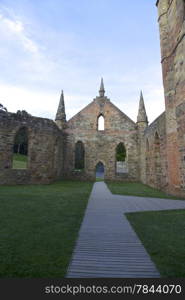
[63,98,139,181]
[144,112,168,190]
[0,111,63,185]
[157,0,185,196]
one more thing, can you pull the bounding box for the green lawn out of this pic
[13,153,27,169]
[126,210,185,277]
[0,181,93,278]
[108,181,185,277]
[107,181,185,200]
[96,178,104,182]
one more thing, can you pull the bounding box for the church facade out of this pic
[56,80,142,182]
[0,0,185,197]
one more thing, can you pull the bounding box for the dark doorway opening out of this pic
[96,162,105,180]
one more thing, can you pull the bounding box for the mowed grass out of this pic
[13,154,27,169]
[0,181,93,278]
[108,181,185,277]
[107,181,185,200]
[126,210,185,277]
[96,178,104,182]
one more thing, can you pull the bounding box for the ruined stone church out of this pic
[0,0,185,197]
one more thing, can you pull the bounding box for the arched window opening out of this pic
[98,115,104,131]
[146,139,149,153]
[13,127,28,169]
[154,132,160,153]
[53,137,60,176]
[96,162,105,180]
[146,139,150,181]
[116,143,128,173]
[154,132,162,187]
[75,141,85,170]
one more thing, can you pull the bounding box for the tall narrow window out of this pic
[53,137,60,176]
[98,115,104,131]
[116,143,127,173]
[146,139,150,182]
[146,139,149,153]
[13,127,28,169]
[75,141,85,170]
[154,132,162,187]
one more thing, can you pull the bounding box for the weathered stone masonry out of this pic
[144,112,167,191]
[62,90,140,181]
[0,110,63,184]
[156,0,185,196]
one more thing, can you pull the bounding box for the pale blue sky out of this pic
[0,0,165,123]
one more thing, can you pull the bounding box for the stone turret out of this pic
[137,91,148,125]
[137,91,148,184]
[94,77,109,104]
[99,78,105,97]
[55,90,66,130]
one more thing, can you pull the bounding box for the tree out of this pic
[14,128,28,155]
[0,104,7,112]
[116,143,126,161]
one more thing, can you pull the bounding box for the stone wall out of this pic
[62,96,139,181]
[0,110,63,185]
[143,112,168,190]
[157,0,185,196]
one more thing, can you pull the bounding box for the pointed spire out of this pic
[55,90,66,122]
[137,91,148,123]
[99,78,105,97]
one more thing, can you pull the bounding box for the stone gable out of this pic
[62,95,139,181]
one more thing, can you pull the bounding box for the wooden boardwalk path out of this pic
[67,182,185,278]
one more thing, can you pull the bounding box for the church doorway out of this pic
[95,162,105,180]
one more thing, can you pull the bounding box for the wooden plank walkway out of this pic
[67,182,185,278]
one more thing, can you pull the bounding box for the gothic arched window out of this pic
[75,141,85,170]
[116,143,127,173]
[98,115,104,131]
[146,139,149,152]
[146,138,150,180]
[116,143,126,162]
[13,127,28,169]
[154,132,162,187]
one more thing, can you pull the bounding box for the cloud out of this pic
[0,82,91,121]
[0,83,57,118]
[0,2,165,125]
[0,7,59,89]
[0,80,165,126]
[0,10,39,54]
[1,17,24,33]
[114,87,165,124]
